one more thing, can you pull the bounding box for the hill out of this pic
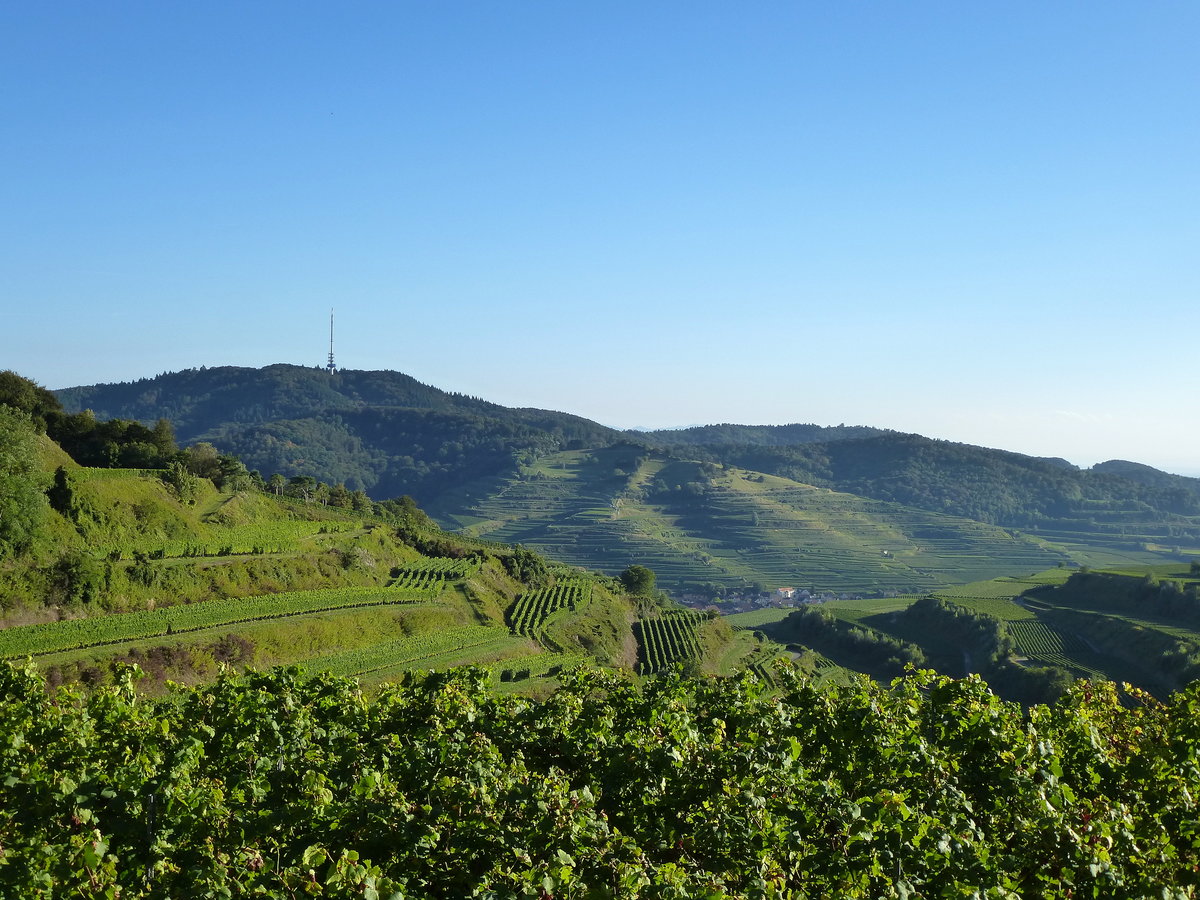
[54,365,1200,592]
[651,432,1200,551]
[0,393,678,695]
[9,378,1200,704]
[427,444,1071,595]
[56,364,620,498]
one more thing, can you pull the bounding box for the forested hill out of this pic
[56,365,620,498]
[56,366,1200,566]
[656,432,1200,534]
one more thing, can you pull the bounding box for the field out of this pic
[316,625,534,681]
[0,585,433,659]
[428,448,1168,595]
[507,580,591,637]
[633,610,705,674]
[726,567,1200,699]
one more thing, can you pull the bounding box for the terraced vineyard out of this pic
[0,586,430,659]
[389,557,483,593]
[507,580,591,636]
[634,610,705,674]
[97,520,356,559]
[315,625,528,680]
[1008,620,1107,678]
[433,449,1086,594]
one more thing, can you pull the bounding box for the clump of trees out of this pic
[777,606,927,678]
[619,564,656,596]
[0,405,49,556]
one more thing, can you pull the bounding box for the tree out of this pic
[503,545,549,587]
[161,461,201,505]
[0,370,62,432]
[619,564,656,596]
[0,405,49,554]
[182,442,222,481]
[151,418,177,457]
[287,475,318,503]
[46,466,74,517]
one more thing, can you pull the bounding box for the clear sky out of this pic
[3,2,1197,474]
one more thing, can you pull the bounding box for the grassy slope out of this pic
[730,566,1200,699]
[1,438,676,693]
[429,447,1165,594]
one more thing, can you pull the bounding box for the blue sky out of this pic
[3,2,1197,473]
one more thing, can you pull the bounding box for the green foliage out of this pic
[772,606,928,679]
[0,370,63,431]
[3,662,1200,896]
[51,550,105,607]
[620,563,657,595]
[0,405,48,555]
[0,586,431,659]
[160,459,201,504]
[507,580,588,637]
[500,544,549,587]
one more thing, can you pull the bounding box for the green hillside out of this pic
[0,390,665,695]
[653,431,1200,548]
[55,364,620,497]
[730,564,1200,702]
[11,372,1200,707]
[427,445,1172,594]
[52,365,1200,595]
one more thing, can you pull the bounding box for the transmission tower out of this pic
[326,309,337,373]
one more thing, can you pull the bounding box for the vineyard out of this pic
[434,448,1114,595]
[1007,620,1108,678]
[388,557,483,594]
[507,580,591,636]
[634,610,705,673]
[0,586,430,659]
[96,520,356,559]
[315,625,526,680]
[6,663,1199,897]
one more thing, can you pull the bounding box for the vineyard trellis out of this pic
[1008,620,1106,677]
[634,610,705,674]
[389,558,483,594]
[507,580,591,637]
[0,586,431,660]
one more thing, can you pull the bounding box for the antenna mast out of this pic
[326,308,337,373]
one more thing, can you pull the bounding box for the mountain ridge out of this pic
[53,364,1200,592]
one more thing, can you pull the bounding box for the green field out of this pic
[430,448,1128,595]
[0,585,433,659]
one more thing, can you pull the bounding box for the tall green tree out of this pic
[619,564,657,596]
[0,406,49,555]
[0,371,62,433]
